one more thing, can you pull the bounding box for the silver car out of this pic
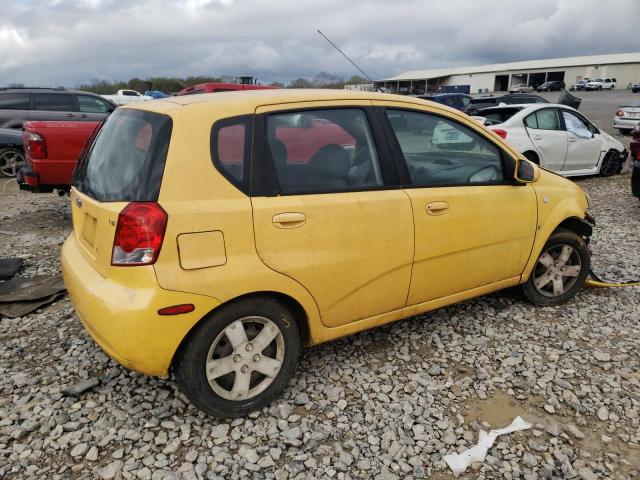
[613,100,640,134]
[508,84,533,93]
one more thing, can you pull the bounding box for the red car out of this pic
[177,82,277,96]
[18,121,100,193]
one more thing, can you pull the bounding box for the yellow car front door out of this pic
[251,103,414,328]
[377,104,538,305]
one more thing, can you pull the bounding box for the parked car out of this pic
[476,104,626,177]
[416,93,472,111]
[536,81,566,92]
[631,127,640,199]
[508,84,534,93]
[613,100,640,134]
[144,90,169,99]
[0,87,116,129]
[177,83,278,96]
[463,94,548,115]
[63,90,595,417]
[17,121,100,193]
[101,89,153,105]
[569,80,588,91]
[0,127,24,177]
[632,83,640,93]
[586,78,616,90]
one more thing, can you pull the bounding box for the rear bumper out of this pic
[61,234,221,376]
[613,118,640,130]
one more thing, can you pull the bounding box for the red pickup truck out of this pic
[18,121,100,193]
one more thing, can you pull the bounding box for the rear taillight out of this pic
[615,110,624,117]
[492,128,508,139]
[26,132,47,159]
[111,202,167,266]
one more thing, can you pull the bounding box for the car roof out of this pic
[123,89,461,114]
[0,87,103,96]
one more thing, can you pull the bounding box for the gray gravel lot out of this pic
[1,91,639,480]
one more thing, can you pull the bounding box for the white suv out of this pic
[586,78,616,90]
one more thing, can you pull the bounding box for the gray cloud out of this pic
[0,0,638,87]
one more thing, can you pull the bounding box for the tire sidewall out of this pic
[174,297,300,418]
[522,229,590,307]
[600,150,620,177]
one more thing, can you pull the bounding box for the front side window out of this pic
[77,95,112,113]
[562,111,592,138]
[0,92,30,110]
[33,93,75,111]
[386,109,505,186]
[524,109,561,130]
[267,109,383,194]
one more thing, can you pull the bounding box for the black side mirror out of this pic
[515,159,539,183]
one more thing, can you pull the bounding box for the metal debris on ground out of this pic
[0,274,66,318]
[0,257,23,280]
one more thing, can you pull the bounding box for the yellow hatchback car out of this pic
[62,90,593,417]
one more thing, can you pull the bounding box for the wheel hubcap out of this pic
[0,150,24,177]
[205,316,284,401]
[532,244,581,297]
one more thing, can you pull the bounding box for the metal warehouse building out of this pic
[376,52,640,94]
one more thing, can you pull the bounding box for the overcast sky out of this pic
[0,0,639,87]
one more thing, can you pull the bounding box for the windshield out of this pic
[73,109,172,202]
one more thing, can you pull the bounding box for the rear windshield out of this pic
[477,107,523,125]
[73,109,172,202]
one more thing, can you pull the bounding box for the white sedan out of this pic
[474,104,627,177]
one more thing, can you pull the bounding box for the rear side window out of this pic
[266,109,383,194]
[524,109,561,130]
[211,115,252,189]
[0,92,30,110]
[77,95,112,113]
[74,109,172,202]
[33,93,75,111]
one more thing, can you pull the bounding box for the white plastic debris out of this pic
[443,416,533,476]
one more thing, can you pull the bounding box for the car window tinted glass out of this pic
[461,96,471,107]
[33,93,74,111]
[77,95,111,113]
[267,109,383,194]
[75,109,172,202]
[386,109,504,186]
[525,109,561,130]
[562,111,592,138]
[0,93,30,110]
[216,122,246,182]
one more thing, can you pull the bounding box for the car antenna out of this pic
[316,29,373,82]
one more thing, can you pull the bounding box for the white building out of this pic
[376,52,640,94]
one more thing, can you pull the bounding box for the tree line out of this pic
[73,72,370,94]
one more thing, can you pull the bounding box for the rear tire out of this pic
[0,147,24,177]
[173,297,300,418]
[522,229,590,307]
[523,151,540,165]
[599,150,621,177]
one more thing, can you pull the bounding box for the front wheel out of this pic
[599,150,621,177]
[173,297,301,418]
[521,229,590,307]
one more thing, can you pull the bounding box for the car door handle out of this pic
[79,114,89,119]
[272,212,306,228]
[568,137,577,143]
[532,135,543,140]
[426,201,449,216]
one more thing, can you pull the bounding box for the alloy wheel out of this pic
[205,316,284,401]
[532,244,582,297]
[0,149,24,177]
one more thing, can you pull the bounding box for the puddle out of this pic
[463,391,541,428]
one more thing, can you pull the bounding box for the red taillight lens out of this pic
[26,132,47,159]
[492,128,508,139]
[111,202,167,266]
[615,110,624,117]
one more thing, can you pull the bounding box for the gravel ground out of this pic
[1,166,639,478]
